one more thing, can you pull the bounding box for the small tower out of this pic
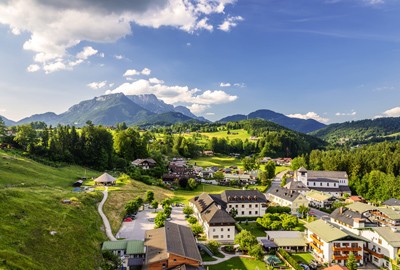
[297,167,308,186]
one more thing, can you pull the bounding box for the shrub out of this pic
[207,240,221,254]
[187,216,197,224]
[278,248,303,270]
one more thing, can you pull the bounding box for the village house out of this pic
[328,205,400,270]
[132,158,157,170]
[383,198,400,211]
[346,202,400,227]
[304,190,336,209]
[202,150,214,156]
[259,231,307,253]
[102,240,145,269]
[295,167,351,197]
[222,173,257,185]
[189,193,236,243]
[305,220,366,266]
[144,221,202,270]
[267,187,308,215]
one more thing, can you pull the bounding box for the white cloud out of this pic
[287,112,329,123]
[220,82,231,87]
[105,78,237,106]
[186,42,191,46]
[383,107,400,117]
[149,77,165,84]
[76,46,98,60]
[364,0,384,5]
[99,52,105,58]
[195,17,213,31]
[335,111,357,116]
[43,61,67,74]
[87,81,107,90]
[218,15,243,32]
[0,0,240,72]
[123,69,140,77]
[188,104,210,114]
[26,64,40,72]
[115,55,124,60]
[234,82,246,88]
[141,68,151,76]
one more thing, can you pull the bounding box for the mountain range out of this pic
[3,94,206,127]
[1,93,328,133]
[218,109,326,133]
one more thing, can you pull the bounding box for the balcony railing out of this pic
[310,234,323,246]
[332,246,362,252]
[333,255,362,261]
[310,242,323,254]
[365,247,385,259]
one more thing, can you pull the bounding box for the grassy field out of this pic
[239,222,266,237]
[208,256,267,270]
[200,129,250,141]
[0,150,106,270]
[292,253,314,264]
[188,155,243,168]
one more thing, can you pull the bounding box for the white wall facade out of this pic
[225,202,266,217]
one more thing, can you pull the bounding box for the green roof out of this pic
[305,190,333,202]
[274,237,307,247]
[346,202,375,213]
[102,240,128,251]
[126,240,145,254]
[102,240,145,254]
[373,227,400,247]
[305,220,349,242]
[346,202,400,220]
[378,207,400,220]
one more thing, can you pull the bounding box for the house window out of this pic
[378,248,381,253]
[255,211,258,215]
[227,228,230,231]
[173,259,177,262]
[378,239,382,244]
[313,182,316,186]
[213,235,219,239]
[334,183,337,186]
[221,228,224,232]
[242,205,244,208]
[221,235,223,238]
[327,183,329,186]
[249,204,252,208]
[236,205,238,208]
[213,228,216,232]
[242,211,244,215]
[227,235,230,238]
[320,183,322,186]
[249,211,252,215]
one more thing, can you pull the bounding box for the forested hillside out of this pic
[294,141,400,202]
[310,117,400,145]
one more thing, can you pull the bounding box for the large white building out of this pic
[267,187,309,215]
[189,190,268,243]
[295,167,351,197]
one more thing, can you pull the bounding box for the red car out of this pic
[123,217,133,222]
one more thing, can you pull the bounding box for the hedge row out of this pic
[278,248,303,270]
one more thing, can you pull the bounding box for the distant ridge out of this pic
[9,93,207,127]
[218,109,325,133]
[0,115,16,126]
[310,117,400,144]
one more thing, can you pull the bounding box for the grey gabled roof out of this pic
[383,198,400,207]
[330,208,364,227]
[307,170,348,179]
[268,187,301,202]
[192,193,215,213]
[201,204,235,225]
[164,222,202,263]
[220,190,267,203]
[284,179,310,191]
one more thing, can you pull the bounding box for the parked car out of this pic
[123,217,133,222]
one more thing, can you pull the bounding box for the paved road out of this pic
[309,207,329,219]
[117,206,188,240]
[98,187,117,241]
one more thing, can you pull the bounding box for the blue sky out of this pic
[1,0,400,123]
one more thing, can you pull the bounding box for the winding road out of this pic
[98,186,117,241]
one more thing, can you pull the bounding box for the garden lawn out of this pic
[292,253,315,264]
[208,257,267,270]
[239,222,266,237]
[173,184,239,204]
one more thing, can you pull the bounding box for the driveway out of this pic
[117,206,188,240]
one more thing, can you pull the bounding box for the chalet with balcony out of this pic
[305,220,366,266]
[132,158,157,170]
